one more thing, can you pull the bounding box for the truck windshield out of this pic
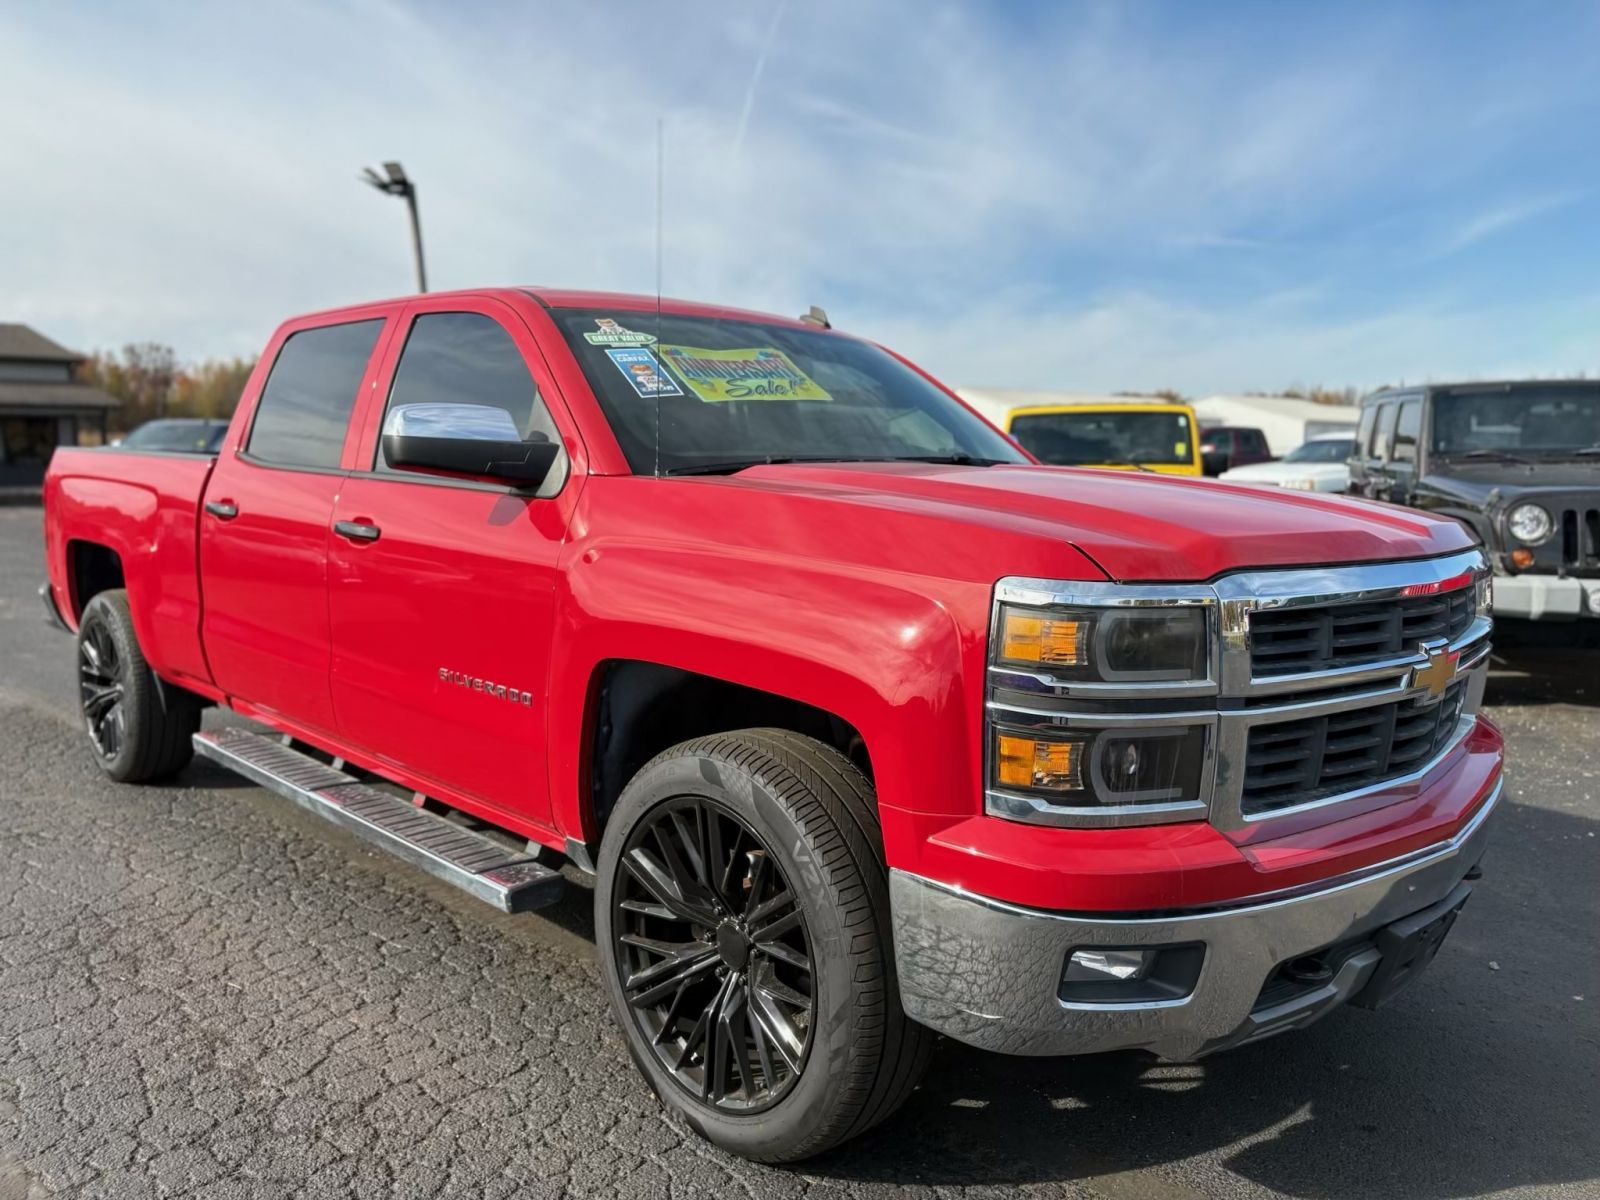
[550,308,1025,474]
[1007,410,1194,467]
[1432,386,1600,457]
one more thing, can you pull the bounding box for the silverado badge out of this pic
[1409,641,1460,701]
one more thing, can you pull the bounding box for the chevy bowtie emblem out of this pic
[1410,641,1460,700]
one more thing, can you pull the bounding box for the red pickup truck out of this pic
[41,288,1502,1162]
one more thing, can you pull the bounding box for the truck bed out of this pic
[43,446,218,695]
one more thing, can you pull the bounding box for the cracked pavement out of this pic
[1,508,1596,1198]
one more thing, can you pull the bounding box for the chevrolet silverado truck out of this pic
[40,288,1503,1162]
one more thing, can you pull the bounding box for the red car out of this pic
[40,288,1501,1162]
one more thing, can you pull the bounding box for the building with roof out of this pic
[0,324,119,487]
[1190,394,1360,457]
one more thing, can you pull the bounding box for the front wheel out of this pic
[76,589,200,782]
[595,729,932,1162]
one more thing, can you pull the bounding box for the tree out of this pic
[78,345,256,430]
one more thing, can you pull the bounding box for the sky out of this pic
[4,0,1600,395]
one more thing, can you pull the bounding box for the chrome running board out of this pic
[193,728,565,913]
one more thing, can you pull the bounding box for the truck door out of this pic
[200,315,391,736]
[326,301,579,826]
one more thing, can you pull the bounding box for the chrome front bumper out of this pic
[1492,573,1600,620]
[891,778,1499,1059]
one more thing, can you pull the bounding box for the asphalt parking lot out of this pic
[1,506,1596,1200]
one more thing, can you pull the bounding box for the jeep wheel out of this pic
[77,589,200,782]
[595,728,932,1162]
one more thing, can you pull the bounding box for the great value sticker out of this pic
[584,317,657,346]
[605,347,683,398]
[656,345,832,403]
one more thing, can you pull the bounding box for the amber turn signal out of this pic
[1510,548,1535,569]
[996,733,1083,792]
[999,611,1086,667]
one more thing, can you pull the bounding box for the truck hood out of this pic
[723,462,1474,582]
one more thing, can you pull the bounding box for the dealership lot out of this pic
[1,507,1595,1199]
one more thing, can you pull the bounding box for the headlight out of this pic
[996,604,1206,682]
[1507,503,1553,545]
[989,725,1209,812]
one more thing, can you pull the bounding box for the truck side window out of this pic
[1374,403,1399,462]
[1393,399,1421,463]
[247,319,385,469]
[377,312,558,471]
[1355,405,1377,458]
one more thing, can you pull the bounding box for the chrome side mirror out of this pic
[381,403,560,487]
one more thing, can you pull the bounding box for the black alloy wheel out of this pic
[74,590,200,782]
[79,611,127,760]
[612,796,814,1112]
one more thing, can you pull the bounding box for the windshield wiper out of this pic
[890,453,1010,467]
[1452,449,1533,465]
[662,453,1010,476]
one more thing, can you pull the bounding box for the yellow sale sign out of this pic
[658,345,833,403]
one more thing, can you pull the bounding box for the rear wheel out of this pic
[77,590,200,782]
[595,728,932,1162]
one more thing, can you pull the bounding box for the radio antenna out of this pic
[653,117,664,478]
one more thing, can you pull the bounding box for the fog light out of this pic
[1064,948,1153,983]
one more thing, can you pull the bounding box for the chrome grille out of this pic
[1249,588,1475,677]
[1242,685,1467,816]
[988,547,1491,832]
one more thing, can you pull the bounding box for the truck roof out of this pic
[274,287,823,333]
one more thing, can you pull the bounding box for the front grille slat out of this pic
[1241,688,1463,816]
[1250,587,1475,677]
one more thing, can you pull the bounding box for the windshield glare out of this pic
[551,308,1025,474]
[1285,438,1354,463]
[1432,387,1600,455]
[1007,410,1194,467]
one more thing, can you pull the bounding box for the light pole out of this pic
[360,161,428,293]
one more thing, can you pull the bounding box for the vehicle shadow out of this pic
[1485,623,1599,708]
[800,793,1600,1198]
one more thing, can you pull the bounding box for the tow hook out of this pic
[1282,955,1335,986]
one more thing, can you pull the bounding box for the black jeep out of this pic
[1348,381,1600,621]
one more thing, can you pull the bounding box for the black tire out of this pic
[595,728,933,1163]
[76,589,200,783]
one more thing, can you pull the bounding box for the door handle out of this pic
[204,500,238,520]
[334,520,381,542]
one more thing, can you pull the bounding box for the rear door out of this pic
[326,298,583,825]
[200,313,392,736]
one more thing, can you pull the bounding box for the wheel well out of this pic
[587,661,872,839]
[67,541,125,619]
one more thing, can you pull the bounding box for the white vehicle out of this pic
[1219,433,1356,492]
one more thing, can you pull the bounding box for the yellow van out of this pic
[956,389,1203,476]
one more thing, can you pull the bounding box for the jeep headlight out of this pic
[1507,503,1553,545]
[996,605,1206,682]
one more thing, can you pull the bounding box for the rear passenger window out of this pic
[376,312,558,471]
[1355,406,1378,457]
[1374,403,1400,461]
[1393,400,1421,463]
[248,320,384,469]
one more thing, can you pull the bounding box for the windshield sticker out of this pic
[584,318,657,346]
[605,347,683,398]
[656,345,832,403]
